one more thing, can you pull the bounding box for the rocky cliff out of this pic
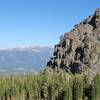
[47,8,100,74]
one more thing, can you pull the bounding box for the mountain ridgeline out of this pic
[0,46,53,75]
[0,9,99,100]
[47,8,100,74]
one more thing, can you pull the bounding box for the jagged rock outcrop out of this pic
[47,8,100,74]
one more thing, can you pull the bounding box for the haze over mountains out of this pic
[0,46,53,75]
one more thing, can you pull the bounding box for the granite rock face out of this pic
[47,8,100,74]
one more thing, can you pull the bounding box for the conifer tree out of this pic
[73,75,83,100]
[91,73,100,100]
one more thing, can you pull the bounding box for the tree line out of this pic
[0,69,99,100]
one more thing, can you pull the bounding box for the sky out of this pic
[0,0,100,48]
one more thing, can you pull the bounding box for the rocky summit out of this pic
[47,8,100,74]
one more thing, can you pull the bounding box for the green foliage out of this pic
[91,73,100,100]
[73,74,83,100]
[0,70,99,100]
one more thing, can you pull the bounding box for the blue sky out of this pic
[0,0,100,48]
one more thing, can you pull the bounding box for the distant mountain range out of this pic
[0,46,53,75]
